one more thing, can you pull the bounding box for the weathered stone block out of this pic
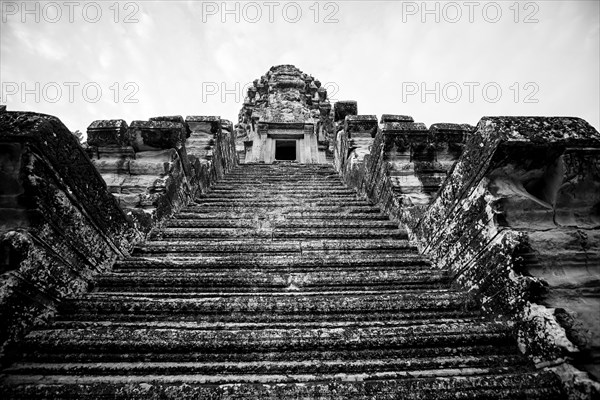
[319,103,332,117]
[380,114,414,123]
[429,123,474,143]
[0,111,139,361]
[150,115,191,138]
[127,121,187,152]
[382,122,429,152]
[186,116,221,135]
[334,101,358,122]
[91,158,130,174]
[345,115,378,138]
[220,119,233,132]
[87,119,128,147]
[129,149,177,176]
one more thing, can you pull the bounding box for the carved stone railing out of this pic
[86,115,238,233]
[334,111,600,393]
[407,117,600,376]
[0,112,140,362]
[334,110,472,224]
[185,116,237,195]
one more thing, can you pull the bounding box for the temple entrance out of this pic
[244,122,326,164]
[275,140,297,161]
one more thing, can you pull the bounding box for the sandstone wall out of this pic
[0,112,140,362]
[409,117,600,380]
[334,110,600,392]
[86,115,238,233]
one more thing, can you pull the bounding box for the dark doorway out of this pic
[275,140,297,161]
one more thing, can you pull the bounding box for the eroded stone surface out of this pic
[335,113,600,396]
[237,65,332,164]
[0,111,139,363]
[0,164,566,399]
[85,115,237,233]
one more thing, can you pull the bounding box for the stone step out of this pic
[195,194,363,202]
[224,168,338,174]
[218,175,341,181]
[59,290,471,318]
[1,163,562,399]
[133,239,416,255]
[150,228,407,240]
[56,309,484,325]
[209,183,350,190]
[114,254,428,270]
[164,219,399,229]
[0,371,565,400]
[201,187,358,198]
[15,343,516,363]
[230,164,336,170]
[174,211,389,220]
[49,314,487,330]
[180,205,381,213]
[189,199,373,208]
[5,354,531,376]
[19,320,512,354]
[96,268,448,292]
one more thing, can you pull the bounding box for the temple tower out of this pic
[237,65,333,164]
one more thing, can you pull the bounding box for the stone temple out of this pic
[0,65,599,399]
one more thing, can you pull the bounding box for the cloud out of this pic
[1,1,598,132]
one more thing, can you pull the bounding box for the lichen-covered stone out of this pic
[127,120,187,152]
[149,115,191,138]
[87,119,129,147]
[345,115,378,138]
[0,163,566,399]
[237,66,331,164]
[0,111,140,362]
[334,113,600,396]
[334,101,358,122]
[381,114,414,123]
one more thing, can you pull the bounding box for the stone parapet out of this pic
[87,119,129,147]
[87,119,191,232]
[334,101,358,122]
[149,115,191,138]
[127,120,187,152]
[408,118,600,373]
[334,114,600,394]
[0,111,140,362]
[84,115,237,233]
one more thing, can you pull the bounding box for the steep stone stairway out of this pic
[1,164,565,399]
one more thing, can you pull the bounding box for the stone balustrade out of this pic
[408,117,600,375]
[87,118,191,232]
[0,111,140,361]
[87,115,237,233]
[334,111,600,392]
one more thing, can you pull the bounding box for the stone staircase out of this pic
[0,164,565,399]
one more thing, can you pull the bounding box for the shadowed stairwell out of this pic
[0,163,565,399]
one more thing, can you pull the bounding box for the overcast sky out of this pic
[1,0,599,135]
